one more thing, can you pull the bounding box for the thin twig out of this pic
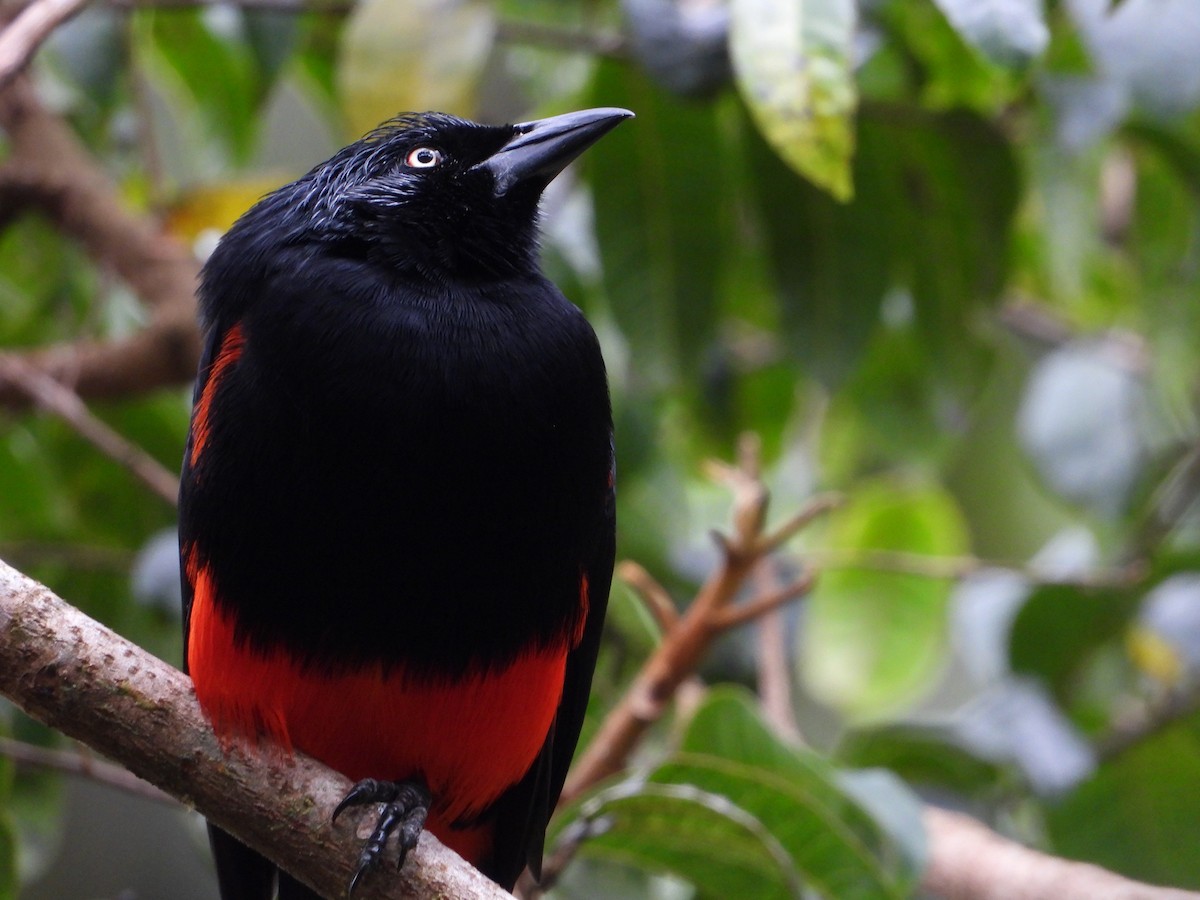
[0,355,179,505]
[562,437,831,805]
[0,0,93,88]
[617,559,679,632]
[0,735,176,805]
[755,593,803,744]
[802,547,1143,590]
[707,571,814,632]
[756,492,844,556]
[0,540,134,571]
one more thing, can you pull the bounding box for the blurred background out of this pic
[2,0,1200,897]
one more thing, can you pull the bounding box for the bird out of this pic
[178,106,630,899]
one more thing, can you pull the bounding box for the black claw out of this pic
[332,778,393,823]
[333,778,431,896]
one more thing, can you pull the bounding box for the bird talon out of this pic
[334,778,430,894]
[332,778,392,823]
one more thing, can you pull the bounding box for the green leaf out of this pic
[242,9,302,87]
[1008,583,1139,703]
[744,113,890,386]
[746,107,1018,386]
[137,8,263,162]
[885,112,1018,361]
[1048,713,1200,889]
[336,0,495,139]
[802,480,969,719]
[653,756,909,899]
[587,59,731,385]
[557,688,924,898]
[572,780,804,900]
[876,0,1023,111]
[930,0,1049,68]
[837,725,1003,795]
[682,688,927,882]
[730,0,858,200]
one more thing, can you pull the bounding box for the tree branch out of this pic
[801,547,1142,589]
[0,354,180,504]
[922,807,1198,900]
[753,559,805,744]
[0,557,511,899]
[616,559,679,632]
[0,735,175,805]
[2,479,1194,900]
[0,76,202,408]
[0,0,92,89]
[562,440,828,803]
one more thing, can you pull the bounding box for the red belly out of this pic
[186,558,566,865]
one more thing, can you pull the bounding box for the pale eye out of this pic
[405,147,444,169]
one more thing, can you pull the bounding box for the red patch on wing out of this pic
[573,573,590,646]
[189,323,246,467]
[184,550,568,866]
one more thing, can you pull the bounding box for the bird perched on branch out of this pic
[178,107,630,899]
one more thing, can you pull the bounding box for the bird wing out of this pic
[489,448,616,887]
[180,315,242,674]
[179,317,280,900]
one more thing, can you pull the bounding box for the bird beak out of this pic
[476,107,634,196]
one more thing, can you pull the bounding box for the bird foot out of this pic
[332,777,431,895]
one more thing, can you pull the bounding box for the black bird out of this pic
[179,107,631,898]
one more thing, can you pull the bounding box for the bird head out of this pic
[264,108,633,281]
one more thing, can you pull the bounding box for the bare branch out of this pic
[707,570,813,632]
[756,492,843,556]
[0,735,176,805]
[616,559,679,632]
[0,558,511,899]
[563,439,831,802]
[0,0,93,88]
[0,540,133,571]
[0,354,180,505]
[922,807,1198,900]
[756,604,802,743]
[801,547,1143,590]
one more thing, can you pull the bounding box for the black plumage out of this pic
[179,108,630,898]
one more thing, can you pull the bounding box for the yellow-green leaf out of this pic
[336,0,495,140]
[802,480,969,719]
[730,0,857,200]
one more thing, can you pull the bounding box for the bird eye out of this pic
[405,147,444,169]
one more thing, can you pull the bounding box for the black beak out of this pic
[475,107,634,196]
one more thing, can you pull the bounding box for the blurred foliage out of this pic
[3,0,1200,896]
